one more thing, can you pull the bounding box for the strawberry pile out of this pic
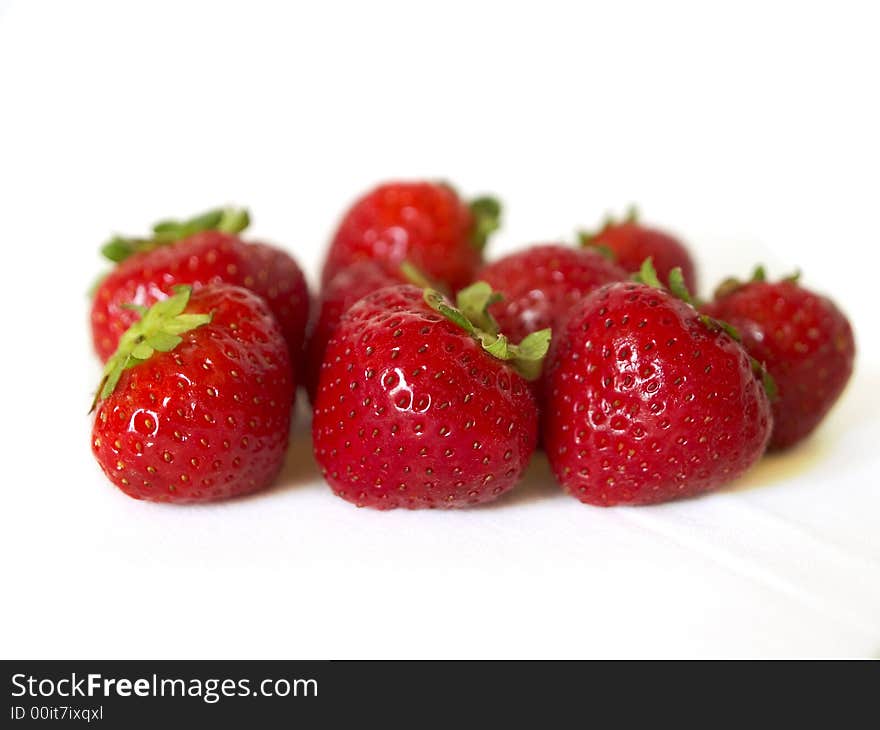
[89,184,856,509]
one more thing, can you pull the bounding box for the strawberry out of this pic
[702,267,855,450]
[311,282,550,509]
[90,207,309,367]
[478,244,629,346]
[304,261,403,403]
[321,181,501,292]
[543,260,773,506]
[579,207,697,292]
[91,285,294,503]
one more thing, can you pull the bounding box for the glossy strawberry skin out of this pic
[91,230,309,366]
[591,222,697,293]
[304,261,401,403]
[312,285,539,509]
[321,182,482,292]
[702,280,855,450]
[544,282,772,506]
[92,285,294,503]
[479,244,628,344]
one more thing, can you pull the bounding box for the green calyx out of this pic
[634,256,697,298]
[399,260,441,292]
[91,286,212,410]
[423,281,551,381]
[100,207,250,264]
[399,262,454,300]
[634,256,666,290]
[753,360,779,401]
[713,264,801,300]
[469,197,502,252]
[578,204,639,248]
[580,240,616,261]
[636,257,777,399]
[714,264,766,299]
[636,257,735,336]
[622,204,639,224]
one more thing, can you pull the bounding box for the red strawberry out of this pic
[702,268,855,450]
[579,207,697,292]
[304,261,402,403]
[91,285,294,503]
[321,181,500,292]
[544,261,772,506]
[304,261,443,404]
[90,208,309,367]
[478,244,629,345]
[312,282,550,509]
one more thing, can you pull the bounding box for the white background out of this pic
[1,0,878,658]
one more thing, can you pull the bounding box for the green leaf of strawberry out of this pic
[92,286,212,410]
[100,207,250,264]
[469,196,502,252]
[635,258,779,399]
[424,281,551,381]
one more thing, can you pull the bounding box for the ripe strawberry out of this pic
[702,267,855,450]
[579,207,697,292]
[304,261,402,403]
[544,261,772,506]
[478,244,629,345]
[312,282,550,509]
[91,285,295,503]
[321,181,501,292]
[90,207,309,367]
